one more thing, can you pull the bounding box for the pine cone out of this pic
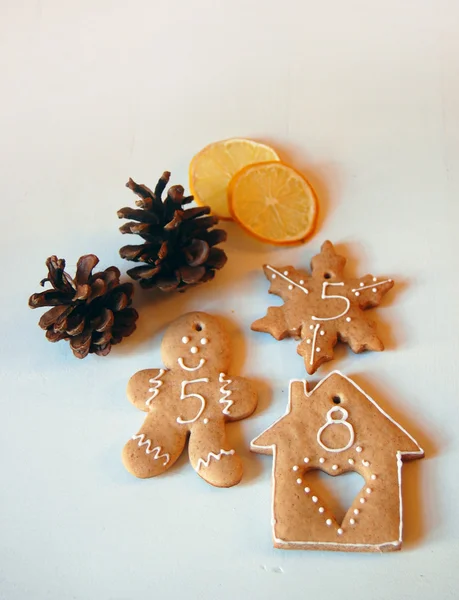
[28,255,138,358]
[117,171,227,292]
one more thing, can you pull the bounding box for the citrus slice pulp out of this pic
[228,161,318,245]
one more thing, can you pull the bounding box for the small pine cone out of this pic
[28,255,138,358]
[117,171,227,292]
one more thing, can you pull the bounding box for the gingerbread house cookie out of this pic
[251,371,423,551]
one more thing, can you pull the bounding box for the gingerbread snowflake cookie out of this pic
[251,371,424,552]
[122,312,257,487]
[252,241,394,374]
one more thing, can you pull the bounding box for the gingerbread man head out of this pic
[161,312,231,375]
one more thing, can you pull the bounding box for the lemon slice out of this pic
[229,162,318,245]
[189,139,280,220]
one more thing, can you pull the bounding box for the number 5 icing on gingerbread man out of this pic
[252,241,394,374]
[122,312,258,487]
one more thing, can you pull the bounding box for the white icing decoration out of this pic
[176,378,209,424]
[332,464,338,471]
[362,459,370,467]
[288,285,293,290]
[309,325,314,330]
[316,347,321,353]
[326,519,332,526]
[132,434,170,465]
[320,330,325,336]
[304,457,309,463]
[360,498,365,504]
[319,457,325,464]
[304,487,310,493]
[177,357,205,371]
[337,528,343,535]
[266,265,309,294]
[371,474,377,480]
[306,339,311,344]
[219,373,233,415]
[355,291,360,297]
[310,323,321,365]
[317,406,355,453]
[319,507,325,513]
[190,346,199,354]
[351,279,392,293]
[350,518,355,525]
[250,371,424,550]
[348,458,355,465]
[195,449,235,471]
[299,280,304,284]
[296,478,302,484]
[346,317,351,322]
[312,496,318,503]
[200,338,208,345]
[311,282,350,322]
[203,418,209,424]
[292,465,299,471]
[271,274,276,279]
[146,369,165,405]
[373,277,377,282]
[366,488,372,494]
[182,336,190,344]
[356,446,363,452]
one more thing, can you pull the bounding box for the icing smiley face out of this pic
[161,312,231,373]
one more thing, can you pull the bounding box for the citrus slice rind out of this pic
[228,161,318,245]
[189,138,280,220]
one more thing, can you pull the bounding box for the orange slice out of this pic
[228,162,318,245]
[189,139,280,220]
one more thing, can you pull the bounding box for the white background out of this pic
[1,1,458,598]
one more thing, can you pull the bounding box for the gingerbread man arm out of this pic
[218,374,258,422]
[126,368,168,412]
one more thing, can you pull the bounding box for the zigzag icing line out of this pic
[219,372,233,415]
[196,449,235,471]
[132,434,170,465]
[146,369,165,406]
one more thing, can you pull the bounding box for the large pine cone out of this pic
[28,255,138,358]
[117,171,227,292]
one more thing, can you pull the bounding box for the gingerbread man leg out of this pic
[188,420,243,488]
[122,413,187,479]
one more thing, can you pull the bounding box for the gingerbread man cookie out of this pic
[251,371,424,552]
[122,312,257,487]
[252,241,394,374]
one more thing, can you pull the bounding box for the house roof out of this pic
[251,371,423,459]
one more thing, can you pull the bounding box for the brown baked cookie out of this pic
[122,312,257,487]
[251,371,423,552]
[252,241,394,374]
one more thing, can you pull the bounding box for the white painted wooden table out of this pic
[1,1,457,598]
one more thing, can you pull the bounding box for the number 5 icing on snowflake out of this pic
[252,241,394,374]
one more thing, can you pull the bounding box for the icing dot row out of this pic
[269,269,309,293]
[182,336,208,345]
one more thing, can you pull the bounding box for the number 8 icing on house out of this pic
[122,312,257,488]
[251,241,394,374]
